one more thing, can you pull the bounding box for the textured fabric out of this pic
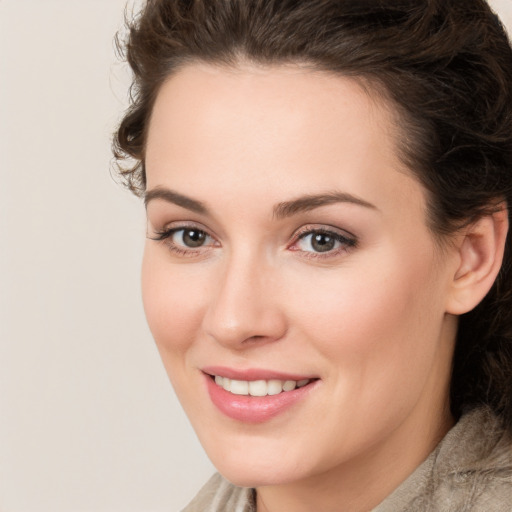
[181,408,512,511]
[373,407,512,512]
[182,473,255,512]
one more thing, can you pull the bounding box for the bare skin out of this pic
[141,63,507,511]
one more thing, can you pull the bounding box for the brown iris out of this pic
[310,233,336,252]
[182,229,207,248]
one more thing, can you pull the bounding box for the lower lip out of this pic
[204,375,317,423]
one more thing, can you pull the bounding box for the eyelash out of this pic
[150,224,357,260]
[150,225,217,257]
[290,226,357,260]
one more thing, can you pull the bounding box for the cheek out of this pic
[141,247,213,423]
[141,245,207,355]
[275,248,449,457]
[286,247,444,374]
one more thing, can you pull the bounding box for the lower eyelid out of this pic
[154,226,221,255]
[151,224,355,257]
[290,229,357,257]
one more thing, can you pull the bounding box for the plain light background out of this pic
[1,1,511,511]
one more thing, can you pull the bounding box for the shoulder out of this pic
[430,407,512,511]
[181,473,255,512]
[377,407,512,512]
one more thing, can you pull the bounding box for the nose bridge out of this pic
[202,245,286,347]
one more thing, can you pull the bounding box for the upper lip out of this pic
[202,366,318,381]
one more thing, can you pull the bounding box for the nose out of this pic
[202,252,287,349]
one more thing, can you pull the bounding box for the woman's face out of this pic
[142,64,458,489]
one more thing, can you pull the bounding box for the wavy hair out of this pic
[113,0,512,430]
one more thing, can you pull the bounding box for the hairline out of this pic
[143,56,450,245]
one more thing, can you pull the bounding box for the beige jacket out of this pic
[182,407,512,511]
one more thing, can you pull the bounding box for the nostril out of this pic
[245,335,265,342]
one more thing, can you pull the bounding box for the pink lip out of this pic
[202,365,316,381]
[202,370,319,424]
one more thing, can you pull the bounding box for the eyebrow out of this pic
[145,188,209,214]
[273,192,377,219]
[144,187,377,218]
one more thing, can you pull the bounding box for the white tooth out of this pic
[222,378,231,391]
[230,379,249,395]
[267,380,283,395]
[283,380,297,392]
[249,380,267,397]
[297,379,310,388]
[215,375,223,386]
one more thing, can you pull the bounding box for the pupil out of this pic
[312,233,335,252]
[183,230,206,248]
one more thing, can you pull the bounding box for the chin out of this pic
[214,461,304,488]
[200,433,318,488]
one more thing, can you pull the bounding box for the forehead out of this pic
[147,63,397,160]
[145,63,425,222]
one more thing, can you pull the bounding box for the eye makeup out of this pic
[149,220,358,261]
[289,225,358,260]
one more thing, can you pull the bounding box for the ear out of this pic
[446,205,509,315]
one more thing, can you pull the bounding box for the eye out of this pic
[298,232,339,253]
[150,225,218,255]
[172,228,210,248]
[291,227,357,256]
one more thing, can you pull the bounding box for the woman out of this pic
[114,0,512,510]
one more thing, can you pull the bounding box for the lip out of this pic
[202,369,319,423]
[202,365,317,382]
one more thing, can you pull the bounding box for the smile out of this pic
[213,375,312,396]
[204,370,319,423]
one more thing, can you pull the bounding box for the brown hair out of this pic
[114,0,512,429]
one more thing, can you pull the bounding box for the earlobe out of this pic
[446,205,509,315]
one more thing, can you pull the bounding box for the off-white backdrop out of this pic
[1,1,511,511]
[0,1,214,511]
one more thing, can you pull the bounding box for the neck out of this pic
[256,401,454,512]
